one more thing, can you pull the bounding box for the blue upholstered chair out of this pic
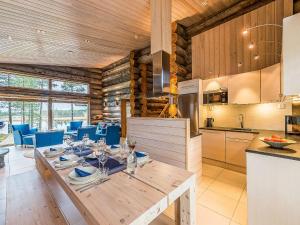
[35,130,64,148]
[97,125,120,145]
[12,124,38,146]
[67,121,83,132]
[72,126,97,141]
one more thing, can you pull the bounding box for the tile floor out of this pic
[196,164,247,225]
[0,147,248,225]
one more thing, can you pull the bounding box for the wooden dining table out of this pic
[35,144,196,225]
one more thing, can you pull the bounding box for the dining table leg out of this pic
[179,177,196,225]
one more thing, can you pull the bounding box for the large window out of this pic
[52,102,88,130]
[0,72,48,90]
[52,80,89,94]
[0,101,48,145]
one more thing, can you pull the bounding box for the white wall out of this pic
[202,102,292,131]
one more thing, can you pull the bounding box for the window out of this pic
[52,80,89,94]
[0,72,48,90]
[52,102,88,130]
[0,101,48,145]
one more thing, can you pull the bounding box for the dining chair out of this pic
[97,125,120,145]
[72,126,97,141]
[67,121,83,132]
[11,124,38,146]
[35,130,64,148]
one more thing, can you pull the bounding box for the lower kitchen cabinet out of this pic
[225,138,252,167]
[201,130,226,162]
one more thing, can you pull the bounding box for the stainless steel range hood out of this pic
[152,50,170,97]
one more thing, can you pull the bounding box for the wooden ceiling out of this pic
[0,0,236,68]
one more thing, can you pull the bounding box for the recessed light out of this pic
[248,42,254,49]
[84,39,90,43]
[242,29,248,36]
[238,62,243,67]
[134,34,139,40]
[8,35,12,41]
[254,55,260,60]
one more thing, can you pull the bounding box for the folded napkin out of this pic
[74,168,92,177]
[85,157,126,175]
[73,147,93,157]
[135,151,147,158]
[59,156,68,161]
[111,145,119,149]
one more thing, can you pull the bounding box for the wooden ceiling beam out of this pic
[186,0,274,37]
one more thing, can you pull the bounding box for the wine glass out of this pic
[98,151,108,174]
[65,136,74,154]
[98,137,106,147]
[127,136,136,153]
[82,134,89,147]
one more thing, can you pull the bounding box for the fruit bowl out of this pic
[259,136,296,149]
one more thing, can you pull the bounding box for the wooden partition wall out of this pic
[191,0,293,79]
[0,64,102,125]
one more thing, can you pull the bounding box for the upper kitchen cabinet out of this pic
[202,76,228,92]
[228,71,260,104]
[261,63,281,103]
[283,13,300,96]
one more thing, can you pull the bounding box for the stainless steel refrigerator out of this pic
[177,93,199,137]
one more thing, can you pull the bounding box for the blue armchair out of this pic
[35,130,64,148]
[12,124,38,146]
[72,126,97,141]
[97,125,120,145]
[67,121,83,132]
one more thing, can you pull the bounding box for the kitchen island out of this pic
[35,144,196,225]
[246,131,300,225]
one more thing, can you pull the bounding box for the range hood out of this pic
[152,50,170,96]
[150,0,171,97]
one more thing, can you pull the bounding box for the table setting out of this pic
[42,136,151,192]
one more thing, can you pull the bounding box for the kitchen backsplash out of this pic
[202,102,292,131]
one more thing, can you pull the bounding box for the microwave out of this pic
[203,89,228,105]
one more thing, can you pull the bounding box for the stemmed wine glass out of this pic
[98,150,108,177]
[127,136,136,153]
[65,136,74,155]
[82,134,89,147]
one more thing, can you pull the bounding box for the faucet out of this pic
[239,114,244,128]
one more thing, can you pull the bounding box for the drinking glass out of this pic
[98,151,108,173]
[98,137,106,147]
[127,136,136,153]
[65,136,74,154]
[82,134,89,147]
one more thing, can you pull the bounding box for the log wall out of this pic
[101,51,140,121]
[0,63,102,125]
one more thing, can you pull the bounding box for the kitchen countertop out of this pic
[246,130,300,161]
[199,126,260,134]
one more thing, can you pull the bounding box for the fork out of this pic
[79,178,110,193]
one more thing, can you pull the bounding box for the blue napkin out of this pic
[135,151,147,158]
[111,145,119,149]
[59,156,68,161]
[74,168,92,177]
[50,148,57,152]
[85,157,126,175]
[73,147,93,157]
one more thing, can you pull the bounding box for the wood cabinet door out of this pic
[261,63,281,103]
[201,130,226,161]
[202,76,228,92]
[228,71,261,104]
[225,138,251,167]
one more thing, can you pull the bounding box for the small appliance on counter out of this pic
[285,115,300,135]
[205,117,214,127]
[203,89,228,105]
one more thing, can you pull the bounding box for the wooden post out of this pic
[120,99,127,138]
[140,64,148,116]
[129,51,136,117]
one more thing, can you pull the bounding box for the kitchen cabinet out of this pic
[225,132,254,167]
[202,76,228,92]
[228,71,261,104]
[201,130,225,162]
[283,13,300,96]
[261,63,281,102]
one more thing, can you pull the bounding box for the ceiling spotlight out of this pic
[8,35,12,41]
[84,39,90,43]
[242,29,248,36]
[238,62,243,67]
[254,55,260,60]
[248,42,254,49]
[134,34,139,40]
